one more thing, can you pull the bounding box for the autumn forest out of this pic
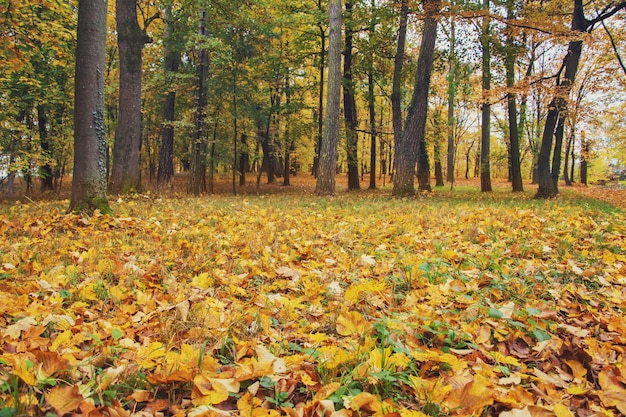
[1,0,626,415]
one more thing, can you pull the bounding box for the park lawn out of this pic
[0,186,625,416]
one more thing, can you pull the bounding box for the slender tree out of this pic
[316,0,342,195]
[157,4,182,190]
[480,0,492,192]
[69,0,110,213]
[446,18,456,185]
[505,0,523,192]
[344,0,360,190]
[367,0,377,190]
[189,12,209,195]
[313,0,327,177]
[393,0,441,195]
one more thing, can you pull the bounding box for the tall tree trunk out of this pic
[157,5,181,190]
[393,0,440,195]
[446,18,456,185]
[563,131,574,185]
[69,0,110,213]
[37,105,54,192]
[189,12,209,195]
[391,0,408,154]
[480,0,492,192]
[110,0,150,194]
[506,0,523,192]
[344,0,360,190]
[367,0,377,190]
[580,130,588,185]
[240,133,249,186]
[313,0,326,177]
[316,0,342,195]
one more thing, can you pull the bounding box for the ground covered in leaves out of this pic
[1,186,625,416]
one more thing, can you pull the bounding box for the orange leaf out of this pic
[444,374,494,415]
[45,385,83,415]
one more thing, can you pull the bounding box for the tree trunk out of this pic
[316,0,342,195]
[392,0,440,196]
[391,0,408,155]
[189,12,209,195]
[506,0,523,192]
[480,0,492,192]
[37,105,54,192]
[157,5,181,190]
[110,0,149,194]
[563,131,574,185]
[580,130,588,185]
[368,45,377,189]
[446,18,455,185]
[344,0,360,190]
[313,0,326,178]
[69,0,110,213]
[240,133,249,186]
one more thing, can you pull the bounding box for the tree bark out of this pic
[313,0,326,177]
[391,0,408,155]
[344,0,360,190]
[393,0,440,195]
[157,5,181,190]
[110,0,150,194]
[69,0,110,213]
[316,0,342,195]
[37,105,54,192]
[446,18,455,185]
[189,12,209,195]
[480,0,492,192]
[506,0,523,192]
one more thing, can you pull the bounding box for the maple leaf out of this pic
[45,385,83,415]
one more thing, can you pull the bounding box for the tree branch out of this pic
[585,1,626,29]
[601,19,626,75]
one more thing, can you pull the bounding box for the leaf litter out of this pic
[0,192,625,416]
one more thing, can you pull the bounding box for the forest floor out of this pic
[0,174,625,416]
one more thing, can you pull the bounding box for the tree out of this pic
[109,0,154,194]
[392,0,441,196]
[391,0,408,163]
[480,0,492,192]
[69,0,111,213]
[505,0,523,192]
[316,0,342,195]
[535,0,625,198]
[157,4,182,190]
[189,11,209,195]
[446,18,456,186]
[344,0,360,190]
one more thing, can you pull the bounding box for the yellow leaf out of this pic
[336,310,368,336]
[50,330,72,352]
[191,375,230,406]
[192,272,214,289]
[553,404,574,417]
[137,341,166,369]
